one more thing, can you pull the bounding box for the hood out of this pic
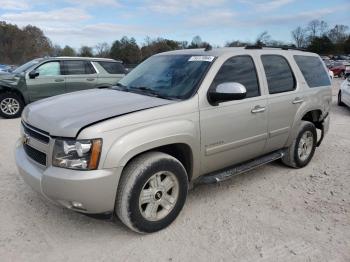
[0,73,21,86]
[22,89,174,137]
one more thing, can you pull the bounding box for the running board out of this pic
[195,149,286,185]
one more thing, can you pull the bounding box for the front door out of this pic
[26,61,66,102]
[200,55,268,174]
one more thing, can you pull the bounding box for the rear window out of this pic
[261,55,296,94]
[64,60,96,75]
[294,55,331,87]
[98,61,126,74]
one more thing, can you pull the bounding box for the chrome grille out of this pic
[23,143,47,166]
[21,121,50,167]
[22,122,50,144]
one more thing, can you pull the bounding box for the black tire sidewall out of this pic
[0,93,24,118]
[293,123,317,168]
[127,157,188,233]
[338,92,344,106]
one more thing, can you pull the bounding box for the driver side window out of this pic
[211,56,260,98]
[37,62,61,76]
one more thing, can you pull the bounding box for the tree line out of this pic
[0,20,349,65]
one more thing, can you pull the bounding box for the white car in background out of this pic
[328,69,334,79]
[338,77,350,107]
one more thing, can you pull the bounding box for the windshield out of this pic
[12,58,43,74]
[117,54,214,100]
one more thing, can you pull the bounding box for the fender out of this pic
[0,85,29,104]
[285,104,324,147]
[103,119,200,177]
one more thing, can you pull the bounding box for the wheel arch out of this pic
[286,108,325,146]
[0,86,26,104]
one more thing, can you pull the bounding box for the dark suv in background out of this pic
[0,57,126,118]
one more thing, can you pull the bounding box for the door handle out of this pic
[251,105,266,113]
[292,97,304,104]
[54,79,64,82]
[86,78,95,81]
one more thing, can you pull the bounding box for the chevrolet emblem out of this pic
[22,134,30,145]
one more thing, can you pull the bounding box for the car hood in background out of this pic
[22,89,175,137]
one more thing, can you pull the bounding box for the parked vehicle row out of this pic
[328,61,350,78]
[0,57,126,118]
[0,64,16,74]
[15,46,332,233]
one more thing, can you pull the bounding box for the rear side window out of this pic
[261,55,295,94]
[294,55,331,87]
[64,60,96,75]
[211,55,260,98]
[98,61,126,74]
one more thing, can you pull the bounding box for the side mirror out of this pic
[208,82,247,105]
[29,70,39,79]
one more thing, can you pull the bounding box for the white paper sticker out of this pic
[188,56,215,62]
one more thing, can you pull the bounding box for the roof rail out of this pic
[244,45,306,51]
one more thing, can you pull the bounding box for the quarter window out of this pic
[294,55,331,87]
[64,61,96,75]
[261,55,295,94]
[98,61,126,74]
[36,61,60,76]
[211,56,260,98]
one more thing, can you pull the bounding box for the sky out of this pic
[0,0,349,48]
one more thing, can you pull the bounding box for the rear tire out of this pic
[282,121,317,168]
[338,91,345,106]
[115,152,188,233]
[0,92,24,119]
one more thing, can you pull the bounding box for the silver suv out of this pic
[15,47,332,233]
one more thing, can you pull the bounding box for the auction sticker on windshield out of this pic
[188,56,215,62]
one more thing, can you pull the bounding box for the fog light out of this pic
[71,201,85,210]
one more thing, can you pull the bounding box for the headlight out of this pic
[52,139,102,170]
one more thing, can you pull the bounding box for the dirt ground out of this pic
[0,79,349,262]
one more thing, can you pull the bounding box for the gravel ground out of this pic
[0,79,349,262]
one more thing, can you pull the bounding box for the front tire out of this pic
[115,152,188,233]
[282,121,317,168]
[338,91,345,106]
[0,93,24,118]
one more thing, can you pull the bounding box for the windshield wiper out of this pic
[129,86,172,100]
[113,82,129,92]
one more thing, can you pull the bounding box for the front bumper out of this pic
[15,139,123,214]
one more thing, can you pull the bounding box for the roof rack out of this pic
[245,45,306,51]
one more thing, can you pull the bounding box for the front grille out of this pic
[24,143,47,166]
[22,122,50,144]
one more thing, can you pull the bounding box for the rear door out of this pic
[95,61,126,86]
[259,54,300,153]
[26,60,66,101]
[63,60,98,93]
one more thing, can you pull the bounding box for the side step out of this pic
[195,149,286,185]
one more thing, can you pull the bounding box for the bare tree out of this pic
[307,20,320,39]
[291,26,307,48]
[255,31,271,46]
[95,42,110,57]
[319,20,329,36]
[328,24,349,43]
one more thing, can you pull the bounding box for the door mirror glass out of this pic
[208,82,247,105]
[29,70,39,79]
